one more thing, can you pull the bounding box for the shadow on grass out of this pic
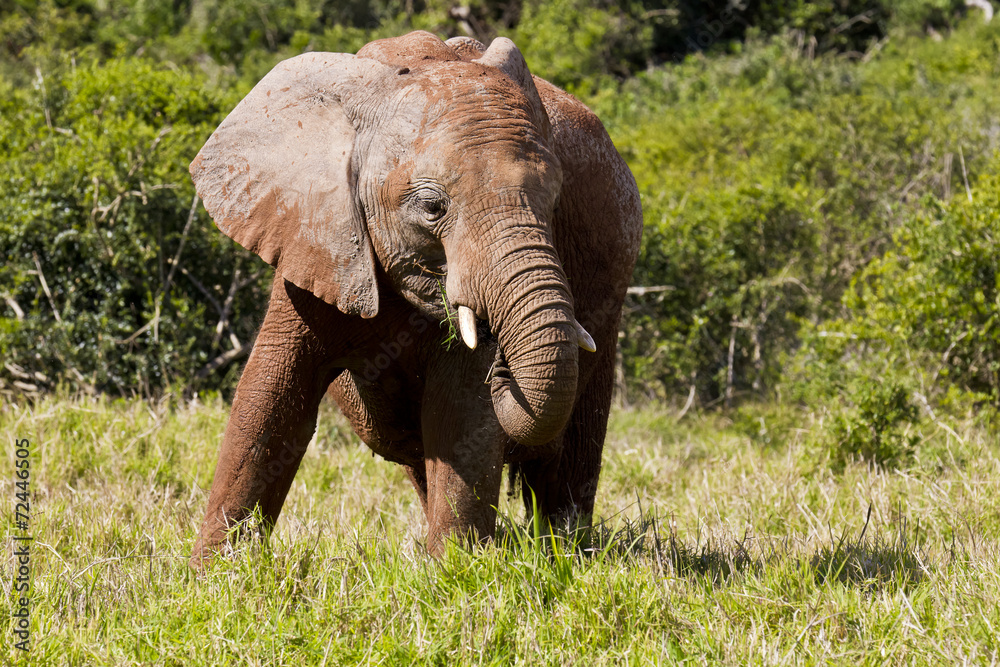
[809,504,928,590]
[494,502,928,592]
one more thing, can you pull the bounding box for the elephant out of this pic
[188,30,642,566]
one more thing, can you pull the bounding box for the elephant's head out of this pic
[190,31,593,446]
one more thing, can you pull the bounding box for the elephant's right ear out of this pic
[190,53,383,318]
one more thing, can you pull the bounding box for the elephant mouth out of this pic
[463,321,508,383]
[476,318,496,347]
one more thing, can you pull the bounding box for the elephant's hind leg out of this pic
[190,279,340,569]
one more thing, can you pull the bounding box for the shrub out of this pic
[850,180,1000,404]
[781,157,999,469]
[802,159,1000,408]
[606,19,1000,401]
[828,378,920,470]
[0,57,270,395]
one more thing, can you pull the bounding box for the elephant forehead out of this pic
[404,129,560,196]
[399,61,541,130]
[423,89,550,165]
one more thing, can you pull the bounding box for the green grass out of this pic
[1,395,999,664]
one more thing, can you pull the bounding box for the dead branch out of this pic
[959,145,973,203]
[179,267,223,315]
[676,383,697,421]
[627,285,675,296]
[162,194,199,295]
[725,317,738,409]
[195,338,255,380]
[4,362,49,384]
[212,265,265,347]
[117,307,159,345]
[3,294,24,319]
[127,125,171,180]
[31,252,62,324]
[118,194,199,345]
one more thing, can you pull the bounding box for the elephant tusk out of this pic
[458,305,477,350]
[574,320,596,353]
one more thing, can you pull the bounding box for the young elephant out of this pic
[189,31,641,565]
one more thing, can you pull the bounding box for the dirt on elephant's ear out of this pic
[357,31,461,68]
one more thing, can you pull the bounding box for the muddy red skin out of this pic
[189,31,641,565]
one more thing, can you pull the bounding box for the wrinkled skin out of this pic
[189,32,641,565]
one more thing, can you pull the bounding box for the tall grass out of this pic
[1,395,998,664]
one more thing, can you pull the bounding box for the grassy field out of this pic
[1,394,999,665]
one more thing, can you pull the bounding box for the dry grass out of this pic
[1,394,998,665]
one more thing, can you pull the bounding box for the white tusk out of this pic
[574,321,596,353]
[458,305,477,350]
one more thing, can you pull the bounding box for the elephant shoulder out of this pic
[535,76,642,260]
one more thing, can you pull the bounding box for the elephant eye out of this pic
[416,194,448,222]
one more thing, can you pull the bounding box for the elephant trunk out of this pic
[481,225,579,447]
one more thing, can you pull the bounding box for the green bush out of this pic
[607,19,1000,401]
[788,158,1000,410]
[1,1,998,404]
[505,0,653,93]
[0,56,270,395]
[847,174,1000,404]
[828,378,920,470]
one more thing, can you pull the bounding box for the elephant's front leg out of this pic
[421,352,505,556]
[190,280,339,569]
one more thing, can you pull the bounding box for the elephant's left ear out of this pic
[190,53,385,318]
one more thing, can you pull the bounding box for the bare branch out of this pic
[725,317,737,409]
[959,145,973,203]
[642,8,679,19]
[118,193,199,346]
[32,252,62,324]
[676,383,696,421]
[179,267,223,316]
[117,304,160,345]
[3,294,24,320]
[236,267,266,290]
[127,125,172,180]
[213,266,242,347]
[195,338,255,380]
[831,10,875,35]
[213,265,264,347]
[162,194,199,296]
[627,285,675,296]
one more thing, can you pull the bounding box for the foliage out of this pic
[0,56,270,395]
[775,162,998,472]
[610,19,1000,401]
[783,157,1000,439]
[1,1,999,404]
[845,167,1000,403]
[503,0,654,93]
[827,378,921,470]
